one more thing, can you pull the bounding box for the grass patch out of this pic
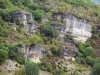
[0,72,7,75]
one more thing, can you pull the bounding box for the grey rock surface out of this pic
[13,10,38,35]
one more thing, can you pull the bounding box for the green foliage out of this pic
[0,0,13,9]
[77,42,96,65]
[8,45,25,64]
[78,44,85,52]
[25,61,40,75]
[92,25,100,38]
[14,69,26,75]
[76,57,82,64]
[32,9,44,22]
[39,61,53,72]
[27,3,40,10]
[92,63,100,75]
[0,10,13,22]
[52,46,58,55]
[85,56,95,66]
[39,57,53,72]
[0,17,10,37]
[10,0,30,7]
[0,1,100,74]
[46,64,53,72]
[53,70,66,75]
[28,34,43,45]
[95,58,100,63]
[51,46,63,56]
[0,42,8,64]
[0,50,8,64]
[0,1,6,9]
[85,47,96,57]
[55,0,100,24]
[41,23,56,38]
[63,0,96,7]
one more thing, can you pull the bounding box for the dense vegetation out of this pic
[0,0,100,75]
[92,63,100,75]
[25,61,40,75]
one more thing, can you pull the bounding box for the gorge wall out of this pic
[55,13,92,43]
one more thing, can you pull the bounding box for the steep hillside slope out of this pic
[0,0,100,75]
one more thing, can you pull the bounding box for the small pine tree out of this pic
[92,63,100,75]
[25,61,40,75]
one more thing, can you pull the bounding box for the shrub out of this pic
[52,46,58,55]
[95,58,100,63]
[39,62,53,72]
[0,0,13,9]
[0,17,10,37]
[85,47,96,57]
[76,57,82,64]
[25,61,40,75]
[53,70,66,75]
[14,69,26,75]
[0,42,8,64]
[32,9,44,22]
[8,45,25,64]
[46,64,53,72]
[41,23,56,38]
[28,3,39,10]
[28,34,43,45]
[85,56,95,66]
[78,44,85,53]
[63,0,96,7]
[92,63,100,75]
[0,1,6,9]
[0,11,13,22]
[0,49,8,64]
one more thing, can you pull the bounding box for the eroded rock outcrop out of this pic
[19,44,45,63]
[13,10,38,35]
[53,13,92,43]
[62,43,77,61]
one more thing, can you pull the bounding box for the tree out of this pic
[25,61,40,75]
[0,41,8,64]
[0,49,8,64]
[0,1,6,9]
[8,45,25,64]
[92,63,100,75]
[28,34,43,45]
[52,46,58,55]
[42,24,56,38]
[78,44,85,52]
[0,17,9,37]
[32,9,44,22]
[53,70,66,75]
[85,56,95,66]
[85,47,96,57]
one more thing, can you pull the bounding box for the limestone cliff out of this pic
[53,13,92,43]
[13,10,38,35]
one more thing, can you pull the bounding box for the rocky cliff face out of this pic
[19,44,45,62]
[13,10,38,35]
[54,13,92,43]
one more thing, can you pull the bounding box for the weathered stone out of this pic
[19,44,45,63]
[53,12,92,43]
[13,10,38,35]
[41,16,49,24]
[62,43,77,58]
